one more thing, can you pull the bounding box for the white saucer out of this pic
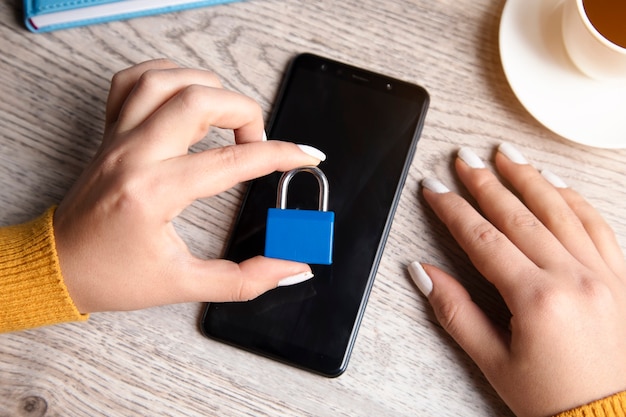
[499,0,626,148]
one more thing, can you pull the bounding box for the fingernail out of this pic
[277,271,314,287]
[422,177,450,194]
[498,142,528,165]
[262,131,268,141]
[408,262,433,297]
[297,144,327,161]
[458,147,486,169]
[541,170,568,188]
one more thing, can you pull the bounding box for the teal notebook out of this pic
[24,0,241,33]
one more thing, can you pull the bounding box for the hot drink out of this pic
[582,0,626,48]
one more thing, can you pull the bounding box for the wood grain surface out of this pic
[2,0,626,415]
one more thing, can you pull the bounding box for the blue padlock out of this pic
[264,166,334,265]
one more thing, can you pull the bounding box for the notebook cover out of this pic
[24,0,241,33]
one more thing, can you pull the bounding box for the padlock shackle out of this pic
[277,166,329,212]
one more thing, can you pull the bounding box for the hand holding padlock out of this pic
[264,166,335,265]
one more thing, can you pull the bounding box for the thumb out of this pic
[409,262,508,374]
[180,256,314,302]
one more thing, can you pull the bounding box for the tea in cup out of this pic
[562,0,626,80]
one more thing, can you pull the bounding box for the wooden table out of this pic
[2,0,625,415]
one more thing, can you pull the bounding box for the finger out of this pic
[410,262,509,380]
[456,148,570,269]
[128,85,265,160]
[156,141,325,215]
[494,144,605,269]
[106,59,180,126]
[178,256,314,302]
[115,68,225,135]
[421,178,537,305]
[556,185,626,277]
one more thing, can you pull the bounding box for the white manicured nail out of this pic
[541,170,568,188]
[262,131,268,141]
[498,142,528,164]
[277,271,314,287]
[297,144,327,161]
[408,262,433,297]
[422,177,450,194]
[458,147,486,169]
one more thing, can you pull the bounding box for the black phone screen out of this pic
[201,53,429,377]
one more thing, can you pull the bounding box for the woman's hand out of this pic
[54,59,325,314]
[410,143,626,417]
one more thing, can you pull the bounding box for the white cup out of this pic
[561,0,626,81]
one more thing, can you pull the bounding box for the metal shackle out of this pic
[276,166,329,212]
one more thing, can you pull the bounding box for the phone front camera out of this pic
[321,64,327,71]
[386,83,393,90]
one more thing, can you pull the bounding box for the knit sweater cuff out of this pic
[554,391,626,417]
[0,207,88,332]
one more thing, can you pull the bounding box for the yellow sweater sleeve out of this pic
[0,207,87,332]
[554,391,626,417]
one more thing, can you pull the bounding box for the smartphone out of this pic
[201,53,429,377]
